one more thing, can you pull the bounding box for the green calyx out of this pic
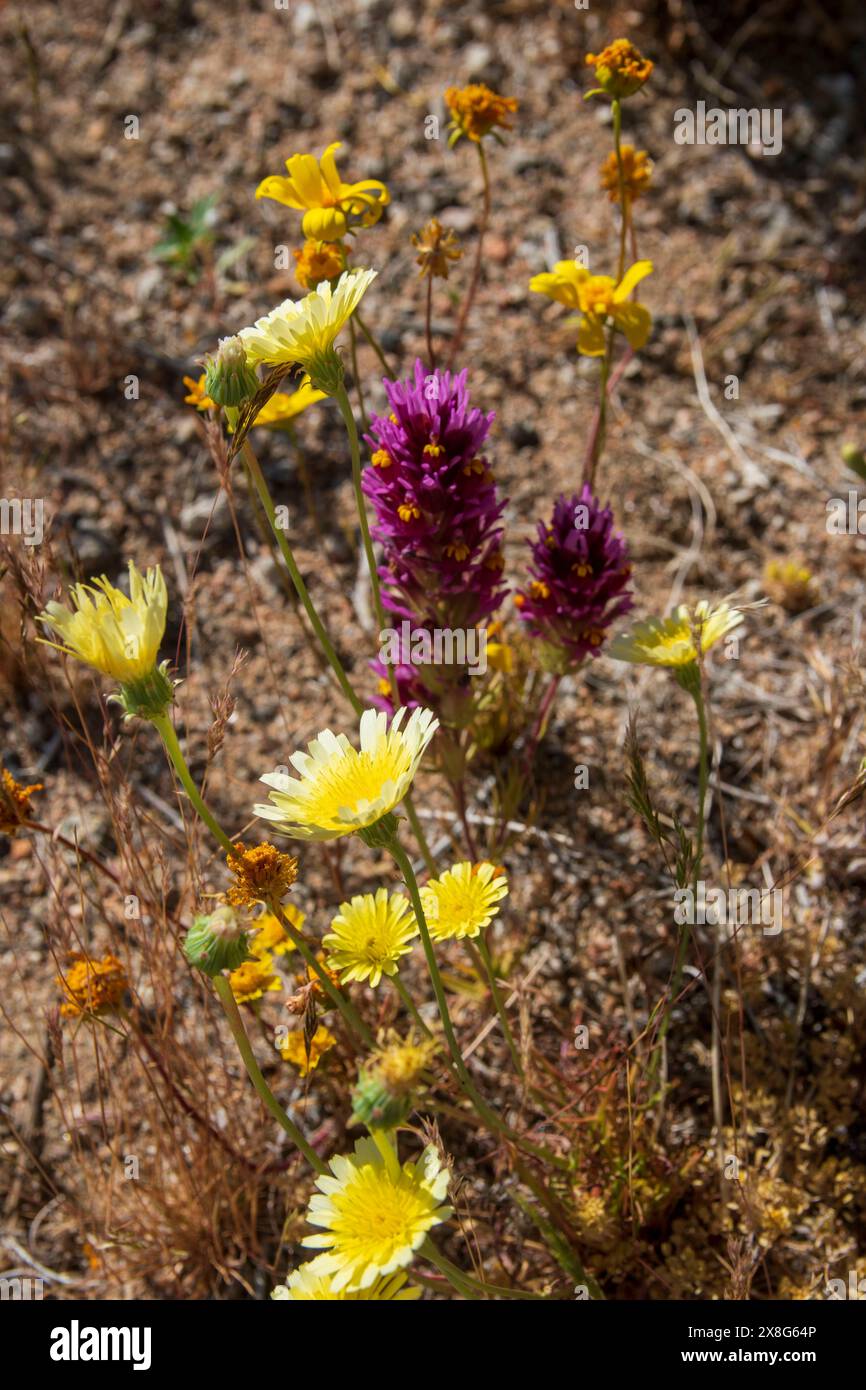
[204,336,260,407]
[357,811,400,851]
[115,662,174,720]
[306,346,345,397]
[350,1067,413,1132]
[184,906,251,977]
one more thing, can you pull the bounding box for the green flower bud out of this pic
[204,336,260,408]
[842,442,866,481]
[112,662,175,721]
[184,905,251,977]
[350,1066,413,1131]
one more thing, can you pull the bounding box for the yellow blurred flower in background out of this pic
[599,145,653,204]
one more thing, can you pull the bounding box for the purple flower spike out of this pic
[363,360,507,633]
[515,486,634,671]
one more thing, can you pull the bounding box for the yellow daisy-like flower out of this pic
[255,142,390,242]
[57,953,128,1019]
[184,374,326,426]
[0,767,42,836]
[239,269,376,392]
[254,706,438,842]
[444,84,519,144]
[251,906,304,958]
[420,861,509,942]
[586,38,653,99]
[599,145,653,203]
[764,559,818,614]
[608,600,743,668]
[293,239,345,290]
[272,1266,420,1301]
[279,1024,337,1076]
[228,951,282,1004]
[323,888,418,987]
[302,1135,452,1291]
[530,259,653,357]
[38,562,167,684]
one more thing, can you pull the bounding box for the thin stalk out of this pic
[268,899,374,1049]
[448,141,490,368]
[242,439,362,715]
[151,714,235,854]
[354,311,393,376]
[213,975,327,1175]
[425,272,436,369]
[348,317,370,432]
[612,99,628,282]
[471,935,524,1079]
[391,971,434,1038]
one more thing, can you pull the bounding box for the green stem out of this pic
[213,974,327,1175]
[354,311,393,376]
[420,1239,548,1300]
[349,317,370,432]
[268,899,374,1048]
[403,797,437,876]
[391,971,434,1038]
[612,99,628,283]
[242,439,362,716]
[151,714,235,854]
[334,383,387,638]
[472,935,524,1079]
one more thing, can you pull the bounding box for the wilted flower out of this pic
[279,1024,337,1075]
[272,1266,420,1301]
[226,841,299,908]
[586,38,653,99]
[421,861,508,942]
[514,488,634,671]
[445,84,518,144]
[530,259,653,356]
[228,952,282,1004]
[599,145,653,203]
[0,767,41,837]
[254,707,438,842]
[57,953,128,1019]
[239,269,376,394]
[411,219,463,280]
[255,142,389,241]
[323,888,418,987]
[302,1135,452,1291]
[609,600,743,669]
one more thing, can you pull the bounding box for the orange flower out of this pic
[585,39,653,99]
[599,146,653,204]
[0,767,41,836]
[445,84,518,144]
[411,219,463,279]
[227,842,299,908]
[57,953,128,1019]
[293,239,345,291]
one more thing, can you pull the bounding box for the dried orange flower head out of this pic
[444,83,518,144]
[411,219,463,280]
[599,146,653,203]
[57,953,128,1019]
[293,239,345,291]
[226,841,299,908]
[0,767,42,837]
[586,39,653,99]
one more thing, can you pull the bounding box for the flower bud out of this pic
[204,336,260,408]
[183,905,251,977]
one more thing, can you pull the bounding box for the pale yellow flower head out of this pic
[302,1135,451,1291]
[421,861,509,942]
[608,600,743,669]
[323,888,418,987]
[239,269,376,393]
[272,1266,420,1301]
[38,562,167,684]
[530,259,653,357]
[255,142,389,242]
[254,706,438,842]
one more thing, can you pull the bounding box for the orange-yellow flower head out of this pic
[0,767,41,836]
[57,953,128,1019]
[599,146,653,204]
[279,1024,337,1076]
[226,841,299,908]
[255,142,389,242]
[530,259,653,357]
[293,239,346,291]
[444,84,518,144]
[586,39,653,100]
[228,952,282,1004]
